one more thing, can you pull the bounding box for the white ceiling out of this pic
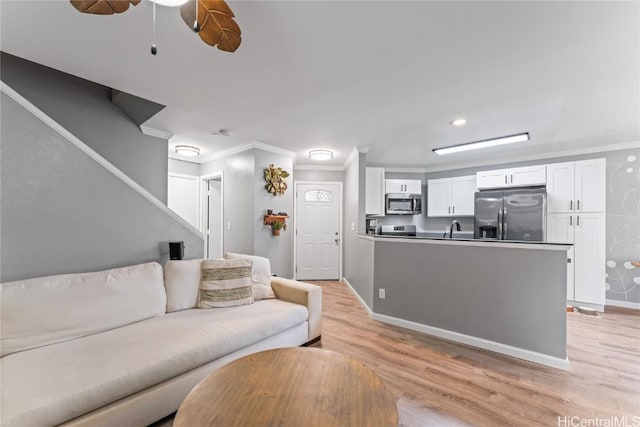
[1,1,638,168]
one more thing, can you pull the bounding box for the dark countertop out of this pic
[361,232,572,246]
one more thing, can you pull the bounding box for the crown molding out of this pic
[422,141,640,173]
[294,164,345,171]
[140,125,174,140]
[253,141,296,159]
[198,141,296,164]
[343,148,360,169]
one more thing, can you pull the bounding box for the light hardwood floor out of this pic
[309,281,640,427]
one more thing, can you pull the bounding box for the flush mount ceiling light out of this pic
[433,132,530,155]
[309,150,334,161]
[450,118,467,127]
[175,145,200,157]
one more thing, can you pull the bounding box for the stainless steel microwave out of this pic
[385,194,422,215]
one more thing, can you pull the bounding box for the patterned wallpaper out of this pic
[605,148,640,304]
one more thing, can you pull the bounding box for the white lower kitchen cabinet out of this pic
[547,212,605,307]
[573,212,606,305]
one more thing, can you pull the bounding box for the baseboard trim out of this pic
[370,313,569,370]
[606,299,640,310]
[568,301,605,312]
[341,277,373,317]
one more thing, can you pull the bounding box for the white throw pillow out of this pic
[164,259,204,312]
[198,258,254,308]
[224,253,276,300]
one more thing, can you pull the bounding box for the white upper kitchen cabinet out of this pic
[427,178,451,216]
[385,179,421,194]
[365,167,385,216]
[547,159,606,214]
[427,175,476,217]
[476,165,546,189]
[547,162,575,213]
[575,159,606,213]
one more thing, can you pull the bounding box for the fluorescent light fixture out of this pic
[151,0,189,6]
[175,145,200,157]
[450,118,467,127]
[433,132,530,155]
[309,149,334,161]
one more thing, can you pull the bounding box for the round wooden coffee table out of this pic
[174,347,398,427]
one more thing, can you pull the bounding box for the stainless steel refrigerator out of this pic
[474,186,547,241]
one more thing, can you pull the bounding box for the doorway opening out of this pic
[203,172,224,259]
[294,181,343,280]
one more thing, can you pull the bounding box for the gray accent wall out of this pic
[254,150,294,278]
[1,93,203,282]
[0,52,169,203]
[371,238,567,359]
[343,153,374,307]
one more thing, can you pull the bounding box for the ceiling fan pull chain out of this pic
[151,0,157,55]
[193,0,200,32]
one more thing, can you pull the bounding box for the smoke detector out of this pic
[211,129,231,137]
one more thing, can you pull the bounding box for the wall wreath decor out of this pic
[263,164,289,195]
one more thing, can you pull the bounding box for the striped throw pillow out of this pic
[198,259,254,308]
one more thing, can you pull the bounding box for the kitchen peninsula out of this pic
[350,235,572,369]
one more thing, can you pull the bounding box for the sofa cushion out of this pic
[0,299,308,427]
[0,262,166,357]
[198,259,254,308]
[164,259,203,312]
[224,252,276,300]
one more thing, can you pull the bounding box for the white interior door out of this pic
[295,183,341,280]
[168,174,200,229]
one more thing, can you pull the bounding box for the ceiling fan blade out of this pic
[180,0,241,52]
[70,0,140,15]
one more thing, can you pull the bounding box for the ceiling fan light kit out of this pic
[69,0,241,53]
[309,150,334,161]
[433,132,530,155]
[175,145,200,156]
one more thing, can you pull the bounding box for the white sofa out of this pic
[0,259,322,427]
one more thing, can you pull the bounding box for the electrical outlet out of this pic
[227,222,231,230]
[379,288,385,299]
[351,222,355,231]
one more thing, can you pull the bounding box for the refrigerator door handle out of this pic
[498,208,503,240]
[503,208,508,240]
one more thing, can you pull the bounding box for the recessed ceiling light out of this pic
[433,133,530,155]
[450,118,467,127]
[175,145,200,157]
[309,150,334,161]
